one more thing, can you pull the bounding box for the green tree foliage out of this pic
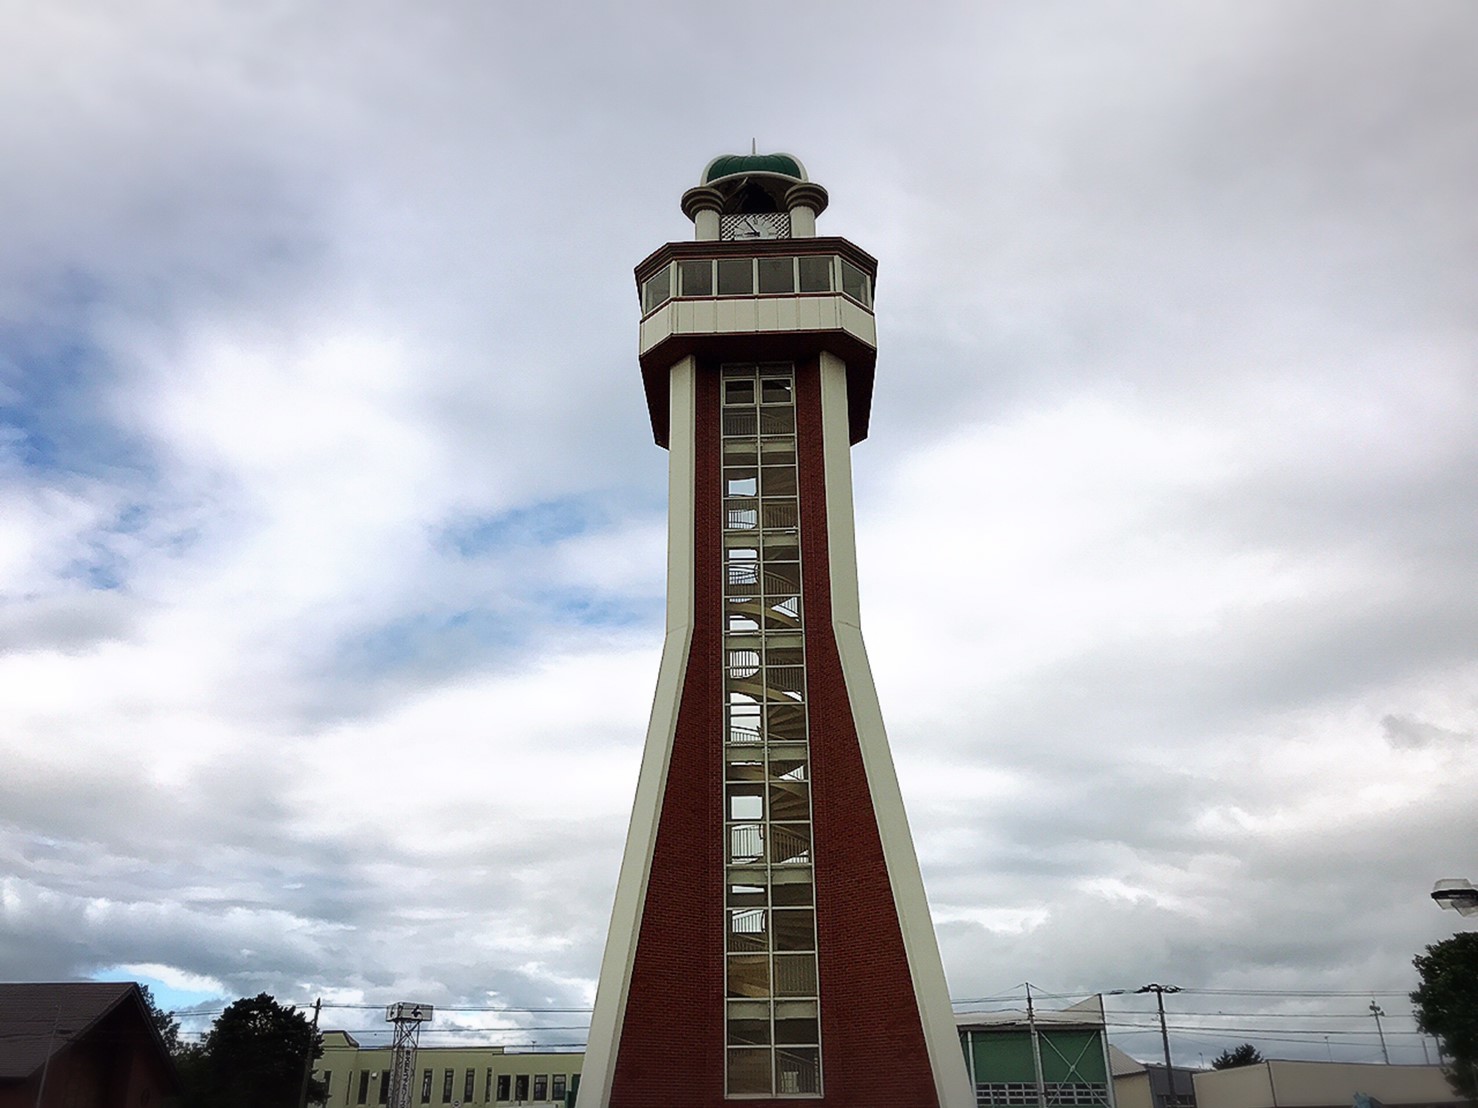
[1211,1043,1265,1070]
[137,984,182,1055]
[179,993,324,1108]
[1411,932,1478,1099]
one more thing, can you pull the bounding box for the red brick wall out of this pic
[610,365,727,1103]
[608,358,939,1106]
[793,357,938,1106]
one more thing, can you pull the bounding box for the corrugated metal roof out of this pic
[1109,1044,1149,1076]
[0,981,142,1080]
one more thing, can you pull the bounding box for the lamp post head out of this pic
[1432,878,1478,916]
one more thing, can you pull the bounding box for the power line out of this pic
[1105,1022,1431,1038]
[1174,988,1411,998]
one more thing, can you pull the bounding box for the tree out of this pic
[179,993,324,1108]
[1411,931,1478,1099]
[138,984,182,1056]
[1212,1043,1265,1070]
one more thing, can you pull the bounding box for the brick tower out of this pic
[582,153,972,1107]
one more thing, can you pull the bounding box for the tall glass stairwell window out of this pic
[721,363,823,1098]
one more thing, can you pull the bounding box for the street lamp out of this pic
[1431,879,1478,916]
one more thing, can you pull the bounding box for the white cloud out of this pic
[114,962,226,998]
[1,0,1475,1067]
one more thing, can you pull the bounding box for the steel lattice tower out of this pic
[385,1003,432,1108]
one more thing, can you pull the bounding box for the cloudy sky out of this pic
[3,0,1475,1066]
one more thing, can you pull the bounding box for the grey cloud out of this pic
[1381,713,1471,750]
[0,0,1473,1065]
[0,592,141,654]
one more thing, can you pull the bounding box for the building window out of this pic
[496,1075,510,1102]
[379,1071,389,1104]
[649,253,864,307]
[358,1071,371,1105]
[716,257,754,296]
[551,1075,566,1102]
[757,257,794,294]
[679,258,713,297]
[421,1070,432,1103]
[975,1082,1111,1106]
[464,1069,475,1102]
[514,1076,529,1101]
[839,257,870,306]
[719,362,823,1097]
[442,1069,454,1103]
[641,266,671,314]
[322,1072,332,1096]
[796,256,831,293]
[532,1075,548,1101]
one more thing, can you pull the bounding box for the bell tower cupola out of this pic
[682,153,830,241]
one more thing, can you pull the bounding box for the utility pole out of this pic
[297,997,322,1108]
[1369,1002,1390,1065]
[1025,984,1049,1108]
[1138,984,1182,1108]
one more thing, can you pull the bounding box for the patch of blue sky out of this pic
[89,967,228,1015]
[436,497,604,559]
[58,502,155,591]
[541,588,652,631]
[332,588,656,689]
[0,306,156,480]
[338,606,525,679]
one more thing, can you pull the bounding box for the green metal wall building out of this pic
[957,997,1116,1108]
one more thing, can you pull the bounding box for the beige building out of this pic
[1112,1048,1158,1108]
[1111,1050,1198,1108]
[315,1032,581,1107]
[1192,1061,1464,1108]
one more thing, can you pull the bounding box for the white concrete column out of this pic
[681,186,724,242]
[785,182,829,240]
[581,357,698,1108]
[818,350,976,1108]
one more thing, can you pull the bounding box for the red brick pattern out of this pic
[608,359,939,1107]
[610,367,726,1103]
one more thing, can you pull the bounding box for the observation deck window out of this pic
[757,257,795,294]
[797,256,831,293]
[679,258,713,296]
[839,258,871,307]
[640,256,870,316]
[718,258,755,296]
[641,266,670,313]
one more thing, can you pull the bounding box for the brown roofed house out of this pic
[0,982,179,1108]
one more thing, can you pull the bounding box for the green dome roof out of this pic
[702,152,806,183]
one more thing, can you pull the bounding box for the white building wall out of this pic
[1194,1062,1461,1108]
